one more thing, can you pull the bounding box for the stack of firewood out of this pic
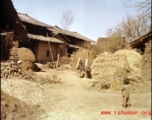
[1,47,22,79]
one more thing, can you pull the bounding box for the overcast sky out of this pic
[13,0,138,41]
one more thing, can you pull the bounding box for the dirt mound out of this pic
[72,49,96,69]
[1,78,46,105]
[17,47,36,72]
[1,90,45,120]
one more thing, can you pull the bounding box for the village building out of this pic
[48,26,95,56]
[18,13,64,63]
[1,0,94,63]
[18,13,94,59]
[1,0,64,63]
[129,31,152,54]
[0,0,29,60]
[129,31,152,81]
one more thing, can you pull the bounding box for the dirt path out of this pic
[1,69,151,120]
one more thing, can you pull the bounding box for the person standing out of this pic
[122,78,131,108]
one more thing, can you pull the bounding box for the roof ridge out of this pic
[18,12,52,27]
[18,12,27,15]
[55,25,75,33]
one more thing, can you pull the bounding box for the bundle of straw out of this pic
[114,49,142,81]
[91,52,130,80]
[91,49,142,81]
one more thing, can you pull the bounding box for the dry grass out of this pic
[90,49,143,90]
[114,49,142,81]
[88,79,151,92]
[21,70,62,85]
[91,52,130,80]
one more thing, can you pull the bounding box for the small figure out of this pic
[121,78,131,108]
[84,65,92,79]
[76,60,85,78]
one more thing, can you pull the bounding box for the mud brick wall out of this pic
[141,39,151,81]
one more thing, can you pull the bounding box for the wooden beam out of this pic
[46,33,55,65]
[56,54,60,69]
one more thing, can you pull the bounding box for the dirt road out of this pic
[1,69,151,120]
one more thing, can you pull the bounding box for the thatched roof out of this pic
[1,0,29,42]
[18,13,53,28]
[18,13,94,42]
[28,34,64,43]
[48,26,95,42]
[129,31,152,48]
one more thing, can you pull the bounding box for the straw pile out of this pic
[114,49,142,81]
[91,52,129,80]
[72,48,96,69]
[19,69,62,85]
[91,49,142,84]
[88,79,151,92]
[17,47,36,72]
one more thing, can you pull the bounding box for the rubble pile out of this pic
[1,47,22,79]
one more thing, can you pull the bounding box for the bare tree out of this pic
[106,14,150,42]
[122,0,151,19]
[60,10,74,30]
[106,28,113,36]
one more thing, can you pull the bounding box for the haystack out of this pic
[114,49,142,81]
[91,49,142,82]
[17,47,36,72]
[72,48,96,69]
[91,52,130,80]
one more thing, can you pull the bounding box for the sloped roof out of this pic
[129,31,152,48]
[48,26,95,42]
[18,13,53,28]
[28,34,64,43]
[18,13,94,42]
[1,0,29,42]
